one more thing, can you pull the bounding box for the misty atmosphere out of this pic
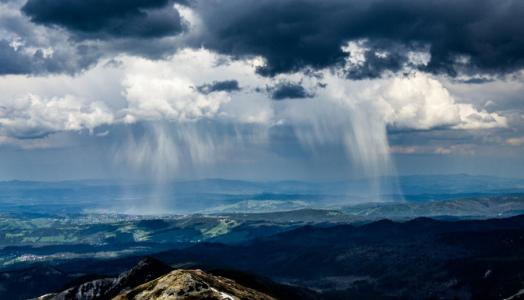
[1,0,524,299]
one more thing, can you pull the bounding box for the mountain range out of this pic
[2,214,523,299]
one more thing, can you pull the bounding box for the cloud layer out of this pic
[0,48,508,141]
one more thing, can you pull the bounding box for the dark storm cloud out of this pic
[269,82,313,100]
[195,0,524,78]
[22,0,185,39]
[8,0,524,78]
[196,80,241,94]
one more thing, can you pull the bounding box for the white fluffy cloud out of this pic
[118,49,273,124]
[0,93,113,138]
[372,73,507,130]
[123,73,230,123]
[299,71,507,132]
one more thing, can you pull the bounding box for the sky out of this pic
[0,0,524,181]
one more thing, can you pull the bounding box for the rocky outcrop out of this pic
[113,269,275,300]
